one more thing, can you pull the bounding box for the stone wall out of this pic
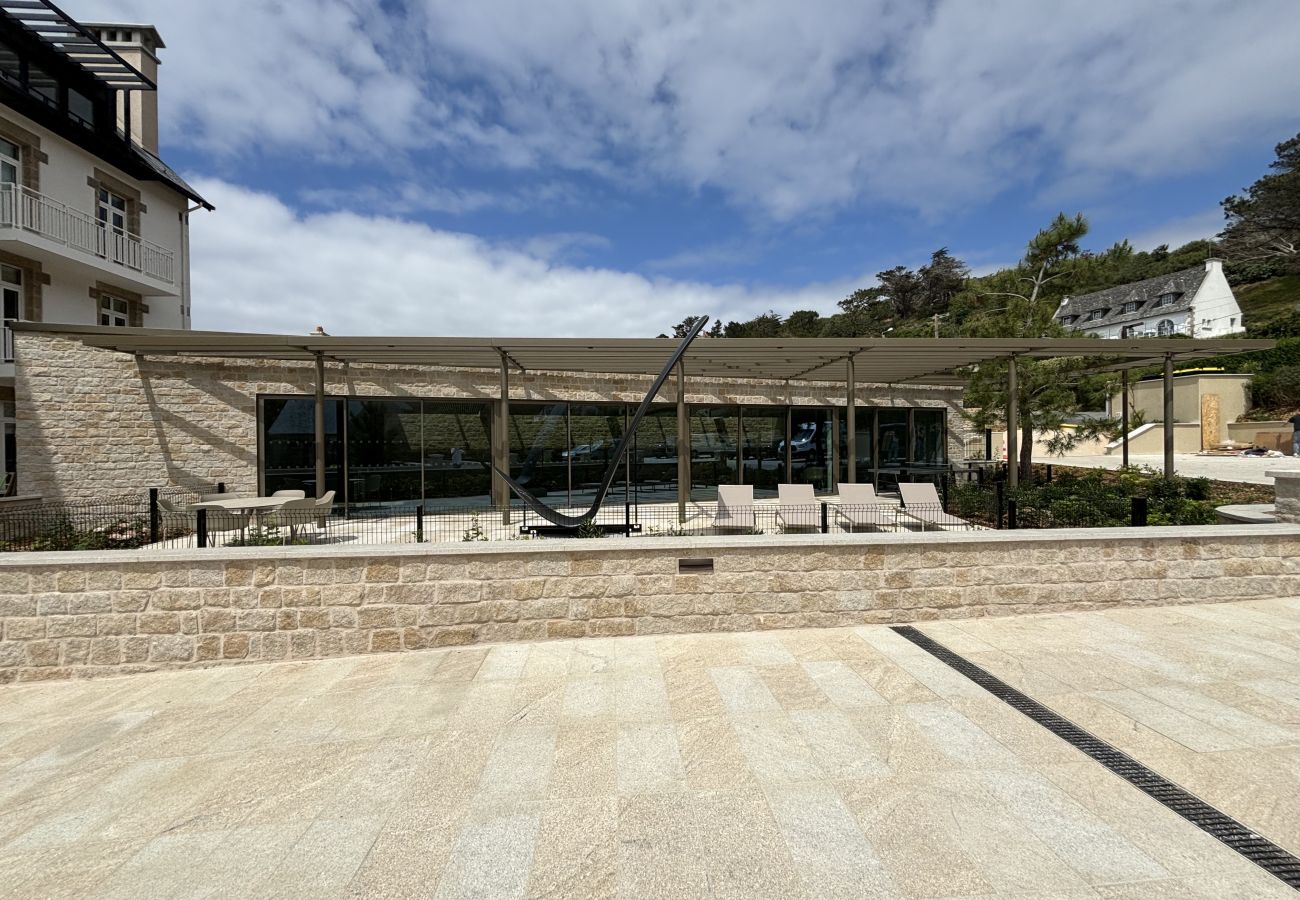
[14,331,968,501]
[1,524,1297,683]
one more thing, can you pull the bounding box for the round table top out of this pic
[190,497,288,512]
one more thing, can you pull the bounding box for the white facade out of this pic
[0,8,208,491]
[1063,260,1244,340]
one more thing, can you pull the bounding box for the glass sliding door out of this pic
[689,405,738,500]
[346,399,421,507]
[261,397,343,498]
[568,404,626,505]
[788,407,834,492]
[422,402,492,508]
[631,405,677,500]
[912,408,947,467]
[851,406,874,485]
[509,402,570,507]
[740,406,786,497]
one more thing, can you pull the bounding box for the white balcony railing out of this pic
[0,183,175,285]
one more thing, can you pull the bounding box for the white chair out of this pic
[898,482,970,530]
[836,483,898,531]
[776,483,819,531]
[264,497,319,540]
[202,508,251,545]
[313,490,336,531]
[712,484,755,530]
[271,489,306,499]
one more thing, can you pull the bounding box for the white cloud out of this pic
[188,180,853,337]
[1127,208,1224,252]
[74,0,1300,221]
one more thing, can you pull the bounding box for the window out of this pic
[1060,315,1077,326]
[1122,301,1141,313]
[97,188,127,234]
[68,90,94,128]
[1156,319,1176,337]
[0,138,18,187]
[1230,317,1236,328]
[0,46,20,86]
[26,63,57,108]
[1153,292,1180,309]
[1120,324,1139,338]
[1085,308,1107,321]
[99,294,129,327]
[2,264,21,362]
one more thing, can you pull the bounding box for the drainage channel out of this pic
[890,625,1300,891]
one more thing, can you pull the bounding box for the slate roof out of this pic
[1056,266,1207,331]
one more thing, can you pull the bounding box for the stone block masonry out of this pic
[2,524,1299,683]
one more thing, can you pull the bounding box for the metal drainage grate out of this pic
[891,625,1300,891]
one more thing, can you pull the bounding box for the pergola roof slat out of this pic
[11,323,1272,387]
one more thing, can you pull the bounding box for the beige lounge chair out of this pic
[155,496,192,537]
[897,482,970,530]
[201,508,250,545]
[264,497,319,540]
[712,484,755,530]
[313,490,336,530]
[776,483,819,531]
[271,489,306,499]
[835,483,898,531]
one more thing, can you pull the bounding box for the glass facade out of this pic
[258,395,949,509]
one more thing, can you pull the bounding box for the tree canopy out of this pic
[1221,131,1300,266]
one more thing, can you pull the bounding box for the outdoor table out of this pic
[190,496,288,528]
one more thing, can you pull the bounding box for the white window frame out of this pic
[98,293,129,328]
[0,138,18,187]
[1156,319,1176,337]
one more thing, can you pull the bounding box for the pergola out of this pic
[21,324,1274,516]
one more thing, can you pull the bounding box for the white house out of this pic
[1054,259,1244,340]
[0,3,211,488]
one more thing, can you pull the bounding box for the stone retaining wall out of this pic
[2,525,1297,683]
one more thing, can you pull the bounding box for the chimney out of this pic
[85,24,165,153]
[1205,257,1223,275]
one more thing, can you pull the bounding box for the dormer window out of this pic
[1122,301,1141,313]
[1153,292,1180,309]
[1085,308,1107,322]
[1060,314,1077,325]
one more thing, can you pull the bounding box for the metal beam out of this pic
[1121,369,1130,468]
[1007,355,1019,491]
[313,352,326,499]
[497,351,511,524]
[846,355,857,483]
[677,361,689,524]
[1163,353,1175,478]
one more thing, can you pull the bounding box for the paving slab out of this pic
[1,600,1297,898]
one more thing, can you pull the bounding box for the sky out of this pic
[76,0,1300,337]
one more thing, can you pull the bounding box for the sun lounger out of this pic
[776,483,819,530]
[897,482,971,530]
[712,484,755,530]
[835,483,898,530]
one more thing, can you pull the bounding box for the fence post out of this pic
[217,482,226,494]
[820,501,829,534]
[1007,498,1018,530]
[196,508,208,548]
[995,482,1004,529]
[415,506,424,543]
[148,488,159,544]
[1130,496,1148,528]
[624,500,631,537]
[1046,465,1053,483]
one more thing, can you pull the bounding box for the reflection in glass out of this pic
[741,406,785,496]
[788,408,833,492]
[912,409,947,466]
[509,402,569,506]
[261,398,343,498]
[568,404,626,504]
[690,406,738,500]
[347,399,421,506]
[853,407,874,484]
[422,402,492,508]
[631,405,677,500]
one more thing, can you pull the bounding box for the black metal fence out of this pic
[0,469,1218,553]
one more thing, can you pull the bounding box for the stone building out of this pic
[0,3,211,488]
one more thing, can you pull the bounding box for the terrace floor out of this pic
[2,599,1298,898]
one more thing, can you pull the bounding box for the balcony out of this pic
[0,183,177,296]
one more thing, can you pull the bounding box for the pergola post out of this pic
[1163,353,1175,478]
[1006,354,1019,491]
[1121,369,1130,468]
[313,352,326,499]
[497,351,511,524]
[676,361,689,524]
[846,355,857,484]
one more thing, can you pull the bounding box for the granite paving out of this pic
[1,599,1297,898]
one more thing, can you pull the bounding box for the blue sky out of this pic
[79,0,1300,336]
